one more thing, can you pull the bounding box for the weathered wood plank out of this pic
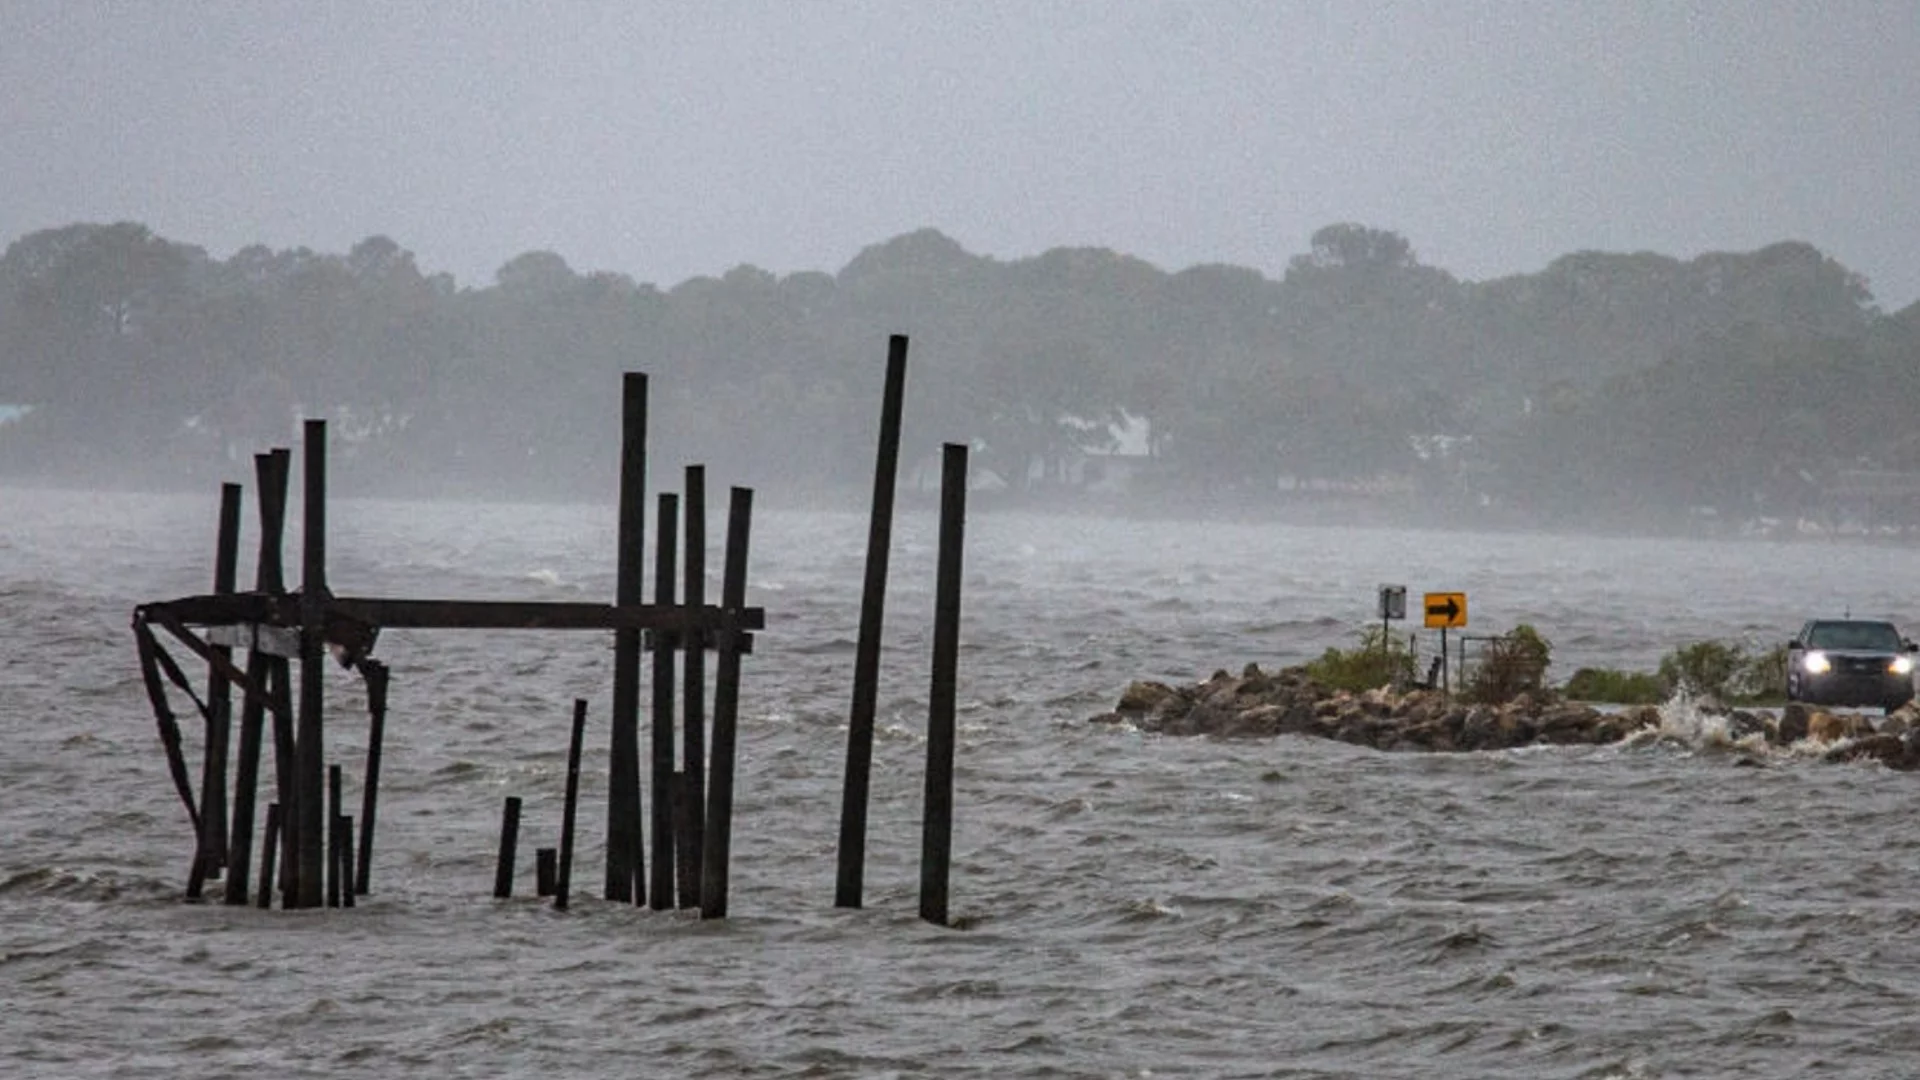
[155,594,762,634]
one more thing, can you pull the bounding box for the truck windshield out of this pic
[1807,622,1903,650]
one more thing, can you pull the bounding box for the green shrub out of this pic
[1651,634,1797,703]
[1729,643,1787,704]
[1462,623,1552,704]
[1302,626,1417,692]
[1653,639,1785,704]
[1563,667,1667,704]
[1657,640,1744,697]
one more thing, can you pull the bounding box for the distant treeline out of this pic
[2,220,1916,524]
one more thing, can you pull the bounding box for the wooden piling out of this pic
[495,796,522,899]
[258,450,300,908]
[187,482,243,900]
[649,492,679,910]
[700,486,753,919]
[920,443,968,927]
[257,802,281,910]
[671,771,697,908]
[837,334,908,909]
[327,763,343,907]
[536,848,557,897]
[605,373,647,904]
[355,659,388,895]
[225,450,290,906]
[679,464,707,908]
[271,653,297,905]
[556,698,587,911]
[295,420,328,908]
[338,814,355,908]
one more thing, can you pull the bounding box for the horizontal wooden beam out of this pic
[140,593,765,634]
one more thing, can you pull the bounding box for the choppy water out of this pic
[7,485,1920,1079]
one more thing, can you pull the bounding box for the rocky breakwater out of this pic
[1090,662,1920,770]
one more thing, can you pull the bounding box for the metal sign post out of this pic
[1424,591,1468,702]
[1377,585,1406,674]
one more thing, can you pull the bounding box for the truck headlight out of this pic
[1892,656,1913,675]
[1804,651,1832,674]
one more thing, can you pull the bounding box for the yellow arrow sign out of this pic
[1424,592,1467,629]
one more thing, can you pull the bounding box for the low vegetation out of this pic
[1301,626,1417,693]
[1562,667,1667,705]
[1565,639,1787,705]
[1461,624,1552,704]
[1306,625,1788,706]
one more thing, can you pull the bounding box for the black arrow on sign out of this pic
[1426,597,1460,621]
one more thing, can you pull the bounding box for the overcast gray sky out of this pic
[4,1,1916,308]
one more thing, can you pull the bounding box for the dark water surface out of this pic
[6,487,1920,1078]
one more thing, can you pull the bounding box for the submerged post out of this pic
[679,464,707,908]
[536,848,557,897]
[700,486,753,919]
[495,796,522,899]
[837,333,908,909]
[256,802,281,910]
[295,421,328,909]
[605,373,647,904]
[188,482,243,899]
[920,443,967,927]
[556,698,587,911]
[225,450,290,906]
[649,492,679,910]
[338,814,355,907]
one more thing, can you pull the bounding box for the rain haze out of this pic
[3,1,1916,305]
[3,1,1920,528]
[19,11,1920,1077]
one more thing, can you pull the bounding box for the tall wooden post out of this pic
[327,763,343,908]
[700,486,753,919]
[188,482,242,898]
[920,443,967,927]
[605,373,647,904]
[259,449,298,906]
[649,492,679,910]
[226,451,289,905]
[837,334,908,909]
[270,639,296,905]
[355,659,388,895]
[295,420,328,908]
[556,698,587,911]
[678,464,707,908]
